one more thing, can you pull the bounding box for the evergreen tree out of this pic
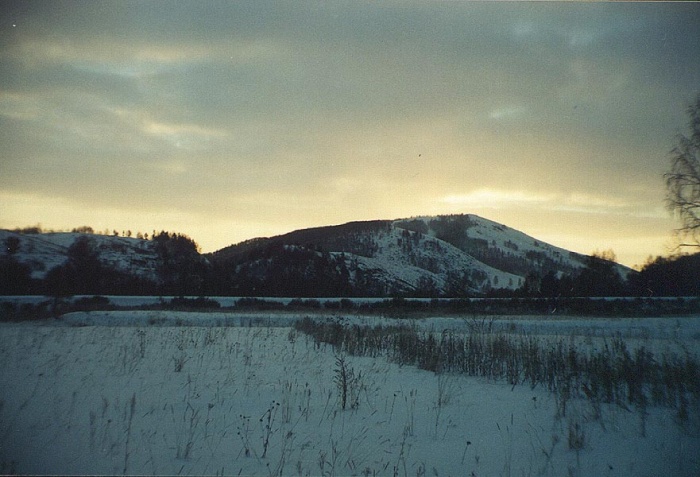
[573,251,624,297]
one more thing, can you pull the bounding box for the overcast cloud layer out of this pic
[1,1,699,267]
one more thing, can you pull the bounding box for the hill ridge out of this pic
[1,214,631,297]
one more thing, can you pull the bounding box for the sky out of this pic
[1,1,699,268]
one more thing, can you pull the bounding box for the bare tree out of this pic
[665,95,700,247]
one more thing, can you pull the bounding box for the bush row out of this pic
[294,317,700,421]
[244,296,700,317]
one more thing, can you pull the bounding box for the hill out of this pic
[1,214,633,297]
[208,214,629,296]
[0,230,158,281]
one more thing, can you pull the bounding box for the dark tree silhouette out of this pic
[573,250,624,297]
[0,256,32,294]
[5,236,20,255]
[42,236,104,297]
[629,253,700,296]
[665,95,700,248]
[152,231,206,295]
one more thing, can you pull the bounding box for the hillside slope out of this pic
[1,214,631,297]
[209,214,628,296]
[0,230,158,280]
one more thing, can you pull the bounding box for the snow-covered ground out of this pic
[1,312,698,476]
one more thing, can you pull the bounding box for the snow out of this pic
[1,312,698,476]
[325,222,524,294]
[0,230,158,280]
[397,214,594,272]
[2,213,626,295]
[377,226,523,291]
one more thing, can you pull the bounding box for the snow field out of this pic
[0,317,698,476]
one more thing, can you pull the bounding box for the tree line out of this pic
[1,231,203,296]
[506,252,700,298]
[11,224,165,240]
[1,230,698,298]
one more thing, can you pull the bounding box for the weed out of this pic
[89,411,97,451]
[496,417,513,477]
[395,425,412,477]
[567,413,586,451]
[173,352,188,372]
[171,375,201,460]
[404,390,416,437]
[260,401,279,459]
[236,414,254,458]
[123,392,136,474]
[294,317,700,422]
[300,382,312,422]
[334,355,361,411]
[269,430,295,477]
[434,373,454,437]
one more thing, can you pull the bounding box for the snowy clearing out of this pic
[1,312,698,476]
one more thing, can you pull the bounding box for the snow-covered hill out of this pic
[328,222,524,294]
[0,230,158,280]
[1,214,631,296]
[394,214,591,278]
[210,214,631,296]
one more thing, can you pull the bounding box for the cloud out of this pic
[0,1,698,267]
[440,188,668,223]
[442,189,556,209]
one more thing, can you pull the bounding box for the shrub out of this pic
[72,295,112,311]
[334,354,361,410]
[568,419,586,450]
[0,301,52,321]
[169,296,220,309]
[235,297,284,310]
[294,318,700,421]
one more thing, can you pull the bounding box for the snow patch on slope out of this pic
[0,230,158,279]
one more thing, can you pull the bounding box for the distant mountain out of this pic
[1,214,632,297]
